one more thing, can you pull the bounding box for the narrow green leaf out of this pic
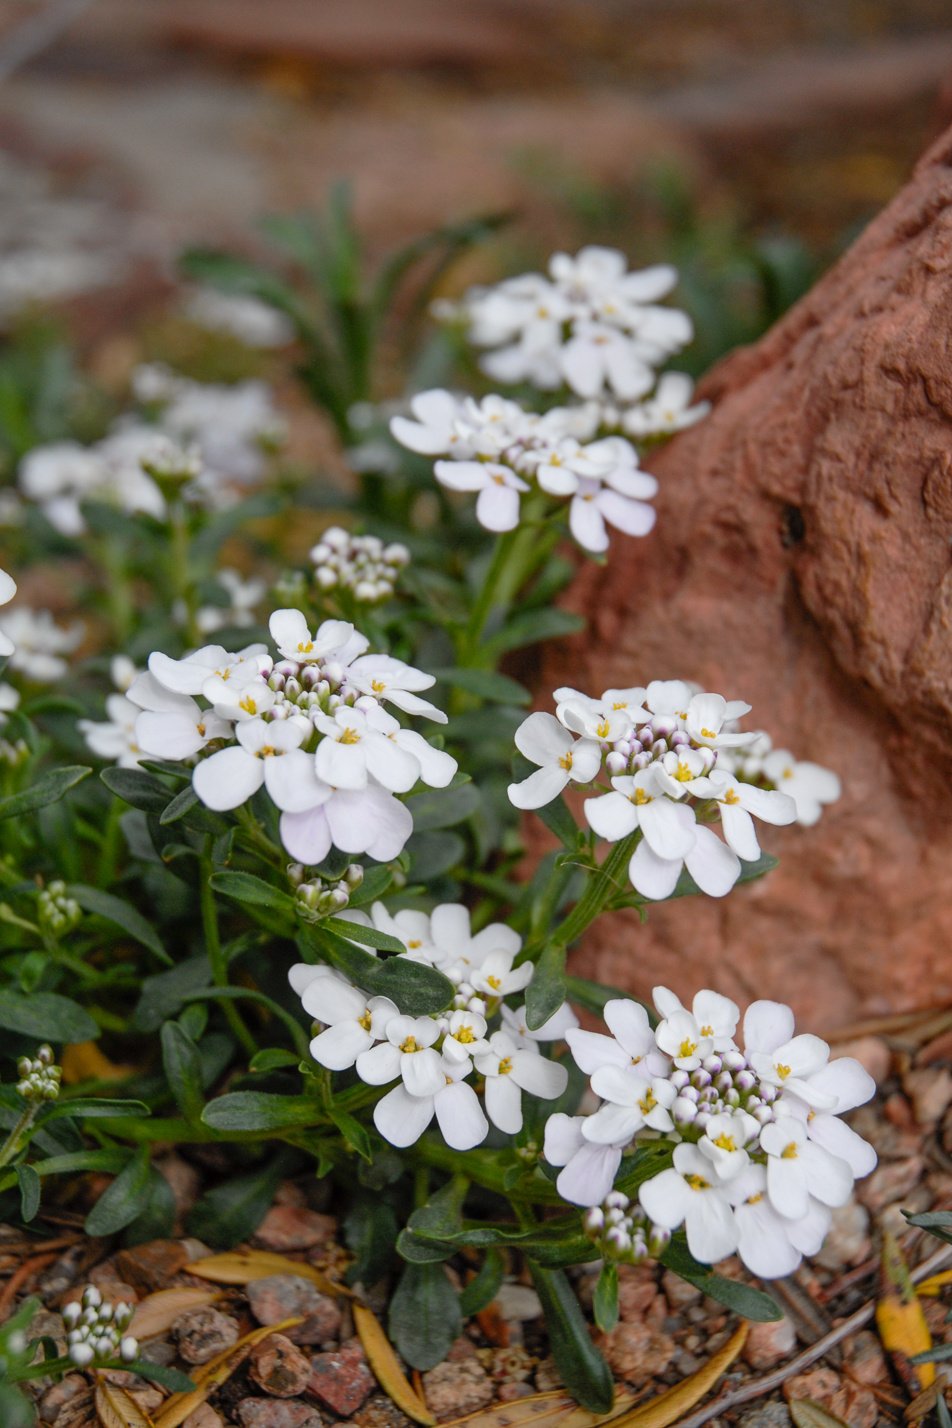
[209,870,297,914]
[344,1198,399,1285]
[433,667,531,706]
[100,766,170,814]
[527,1263,614,1413]
[459,1249,504,1316]
[125,1166,176,1245]
[0,765,90,821]
[324,915,406,955]
[388,1261,461,1371]
[68,883,170,963]
[593,1263,618,1333]
[524,942,567,1031]
[38,1098,150,1124]
[17,1164,40,1223]
[404,783,481,832]
[123,1359,196,1393]
[0,992,99,1044]
[661,1240,782,1321]
[161,1022,205,1122]
[250,1048,301,1073]
[85,1147,151,1236]
[201,1091,318,1133]
[565,976,650,1019]
[186,1153,292,1249]
[328,1107,372,1161]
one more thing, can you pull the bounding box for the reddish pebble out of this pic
[253,1205,336,1251]
[116,1239,189,1293]
[236,1402,323,1428]
[307,1339,375,1415]
[247,1273,342,1346]
[249,1333,313,1398]
[172,1305,240,1365]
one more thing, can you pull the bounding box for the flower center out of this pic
[486,975,502,991]
[781,1141,799,1159]
[239,695,258,714]
[713,1133,736,1151]
[675,761,693,782]
[686,1173,711,1191]
[558,751,574,770]
[455,1026,476,1044]
[498,1057,513,1075]
[400,1036,421,1053]
[723,788,740,805]
[596,718,611,738]
[700,1024,713,1036]
[746,1191,764,1205]
[633,788,651,806]
[638,1089,657,1115]
[407,939,422,949]
[297,640,314,654]
[339,727,361,745]
[700,726,717,739]
[371,679,386,693]
[775,1062,791,1080]
[679,1038,697,1059]
[358,1011,372,1032]
[258,744,279,758]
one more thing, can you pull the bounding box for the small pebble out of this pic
[743,1315,796,1371]
[903,1067,952,1125]
[423,1360,495,1420]
[250,1333,313,1398]
[738,1404,792,1428]
[247,1273,342,1346]
[784,1366,877,1428]
[858,1155,926,1213]
[172,1305,240,1364]
[38,1375,90,1425]
[183,1406,224,1428]
[236,1402,323,1428]
[598,1321,675,1388]
[253,1205,336,1251]
[493,1283,542,1322]
[308,1339,375,1416]
[353,1394,413,1428]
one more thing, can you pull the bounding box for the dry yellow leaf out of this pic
[440,1389,635,1428]
[353,1301,436,1427]
[609,1322,748,1428]
[788,1402,851,1428]
[62,1041,135,1084]
[876,1231,935,1390]
[153,1316,301,1428]
[915,1268,952,1297]
[130,1286,221,1340]
[95,1378,156,1428]
[186,1248,350,1298]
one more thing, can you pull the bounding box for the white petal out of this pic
[302,978,365,1022]
[543,1112,585,1167]
[736,1201,801,1279]
[596,488,655,538]
[685,1191,738,1264]
[565,1028,628,1075]
[279,806,331,863]
[807,1115,877,1179]
[743,1000,795,1056]
[766,1158,809,1221]
[799,1143,855,1207]
[514,711,572,764]
[265,750,331,812]
[402,1048,446,1098]
[374,1085,434,1147]
[365,737,421,794]
[508,764,569,810]
[639,797,696,860]
[582,1103,639,1145]
[737,783,798,826]
[604,1000,654,1059]
[512,1052,568,1100]
[355,1042,401,1086]
[486,1074,523,1134]
[801,1057,875,1113]
[135,711,208,760]
[316,738,368,790]
[628,839,682,900]
[639,1169,692,1230]
[193,746,263,811]
[684,826,740,897]
[719,802,761,861]
[569,494,609,553]
[310,1021,372,1071]
[584,791,638,842]
[556,1145,622,1208]
[435,1081,488,1150]
[476,482,521,533]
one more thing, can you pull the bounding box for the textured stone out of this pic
[115,1239,189,1293]
[307,1339,375,1416]
[742,1315,796,1370]
[546,122,952,1029]
[247,1274,342,1346]
[784,1367,877,1428]
[249,1333,313,1398]
[596,1320,675,1387]
[236,1403,322,1428]
[814,1199,871,1270]
[183,1407,224,1428]
[904,1066,952,1124]
[857,1155,926,1213]
[38,1376,90,1425]
[172,1305,240,1364]
[423,1360,494,1421]
[738,1406,792,1428]
[253,1205,336,1251]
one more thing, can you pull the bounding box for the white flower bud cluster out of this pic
[291,901,576,1153]
[0,735,29,767]
[16,1045,61,1102]
[391,392,656,555]
[583,1190,671,1264]
[547,988,878,1279]
[126,610,456,867]
[310,527,409,605]
[63,1286,137,1368]
[289,861,364,919]
[139,435,203,488]
[37,880,82,938]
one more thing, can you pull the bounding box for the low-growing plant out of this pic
[0,201,869,1416]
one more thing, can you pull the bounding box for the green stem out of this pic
[95,796,123,887]
[169,500,200,646]
[8,1355,75,1384]
[98,534,135,646]
[551,831,641,954]
[200,842,256,1058]
[0,1103,38,1170]
[456,502,560,667]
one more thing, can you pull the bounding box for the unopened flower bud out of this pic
[69,1343,95,1368]
[702,1054,722,1075]
[120,1337,138,1363]
[673,1096,698,1125]
[647,1223,672,1257]
[605,751,627,775]
[669,1069,689,1091]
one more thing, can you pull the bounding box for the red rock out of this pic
[596,1320,675,1387]
[903,1066,952,1124]
[250,1333,313,1398]
[247,1273,342,1346]
[307,1339,375,1416]
[236,1402,322,1428]
[545,122,952,1030]
[253,1205,336,1252]
[115,1239,189,1293]
[172,1305,240,1364]
[743,1315,796,1370]
[784,1367,877,1428]
[422,1361,494,1421]
[183,1407,224,1428]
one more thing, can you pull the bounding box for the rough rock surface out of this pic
[549,122,952,1029]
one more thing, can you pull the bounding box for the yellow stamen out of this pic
[407,939,422,949]
[686,1173,710,1191]
[558,751,573,771]
[701,727,717,739]
[596,718,611,738]
[371,679,386,693]
[339,727,361,745]
[679,1038,698,1059]
[723,788,740,805]
[498,1057,513,1075]
[297,641,314,654]
[455,1026,476,1044]
[239,695,258,714]
[638,1089,657,1116]
[486,975,502,991]
[400,1036,420,1054]
[713,1133,736,1152]
[781,1141,799,1159]
[775,1062,791,1080]
[674,761,694,782]
[358,1010,372,1032]
[746,1191,764,1205]
[700,1024,713,1036]
[633,788,651,805]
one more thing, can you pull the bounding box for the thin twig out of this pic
[0,1250,59,1317]
[674,1242,952,1428]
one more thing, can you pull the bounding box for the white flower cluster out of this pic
[0,606,84,683]
[80,656,144,769]
[548,989,877,1278]
[15,1044,61,1102]
[290,860,365,919]
[63,1286,137,1369]
[37,880,82,938]
[721,731,841,829]
[391,391,656,554]
[291,902,575,1149]
[126,610,456,865]
[0,568,16,659]
[184,288,294,348]
[599,372,710,444]
[19,427,188,536]
[450,246,692,401]
[194,568,267,636]
[509,681,800,900]
[133,363,286,485]
[310,526,410,604]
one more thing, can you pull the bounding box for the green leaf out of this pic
[187,1153,292,1249]
[661,1240,782,1321]
[250,1048,301,1073]
[395,1229,458,1264]
[344,1198,399,1286]
[161,1022,205,1122]
[125,1166,177,1245]
[201,1092,318,1133]
[527,1263,614,1413]
[408,1176,468,1238]
[388,1261,461,1371]
[101,766,171,814]
[371,957,454,1016]
[122,1359,196,1393]
[593,1263,618,1333]
[909,1343,952,1364]
[85,1147,151,1236]
[17,1164,40,1223]
[404,783,481,832]
[0,765,90,821]
[524,942,567,1031]
[788,1403,852,1428]
[135,956,211,1033]
[344,865,394,908]
[38,1098,150,1124]
[209,870,297,915]
[905,1210,952,1244]
[328,1107,372,1161]
[68,883,171,964]
[433,667,531,706]
[0,1382,38,1428]
[485,608,585,658]
[324,916,406,955]
[0,991,99,1044]
[459,1249,504,1316]
[406,831,465,881]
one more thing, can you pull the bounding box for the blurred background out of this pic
[2,0,952,377]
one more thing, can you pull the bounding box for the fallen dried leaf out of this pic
[130,1287,221,1340]
[95,1378,155,1428]
[876,1232,935,1391]
[185,1248,349,1298]
[610,1322,749,1428]
[914,1269,952,1297]
[440,1389,635,1428]
[62,1041,135,1084]
[788,1402,851,1428]
[153,1315,302,1428]
[353,1301,435,1427]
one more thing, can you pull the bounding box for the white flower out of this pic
[566,998,668,1078]
[629,823,740,901]
[434,459,529,533]
[469,949,533,1002]
[196,569,267,634]
[79,693,144,768]
[500,1001,579,1050]
[682,692,757,750]
[743,1001,836,1110]
[560,320,655,401]
[584,767,696,862]
[0,569,16,658]
[620,373,710,440]
[314,705,419,793]
[302,980,398,1071]
[390,389,470,456]
[280,785,413,865]
[727,1164,802,1279]
[762,749,841,827]
[697,1109,760,1181]
[545,1112,624,1208]
[185,289,294,348]
[639,1144,738,1264]
[0,608,83,682]
[653,986,740,1052]
[268,610,362,666]
[147,642,271,700]
[129,672,232,760]
[355,1014,444,1097]
[508,711,601,809]
[759,1116,854,1220]
[683,768,796,861]
[567,475,657,553]
[193,717,326,812]
[0,683,20,728]
[582,1067,677,1144]
[474,1031,568,1134]
[442,1009,491,1063]
[346,654,447,723]
[374,1056,489,1150]
[783,1057,877,1177]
